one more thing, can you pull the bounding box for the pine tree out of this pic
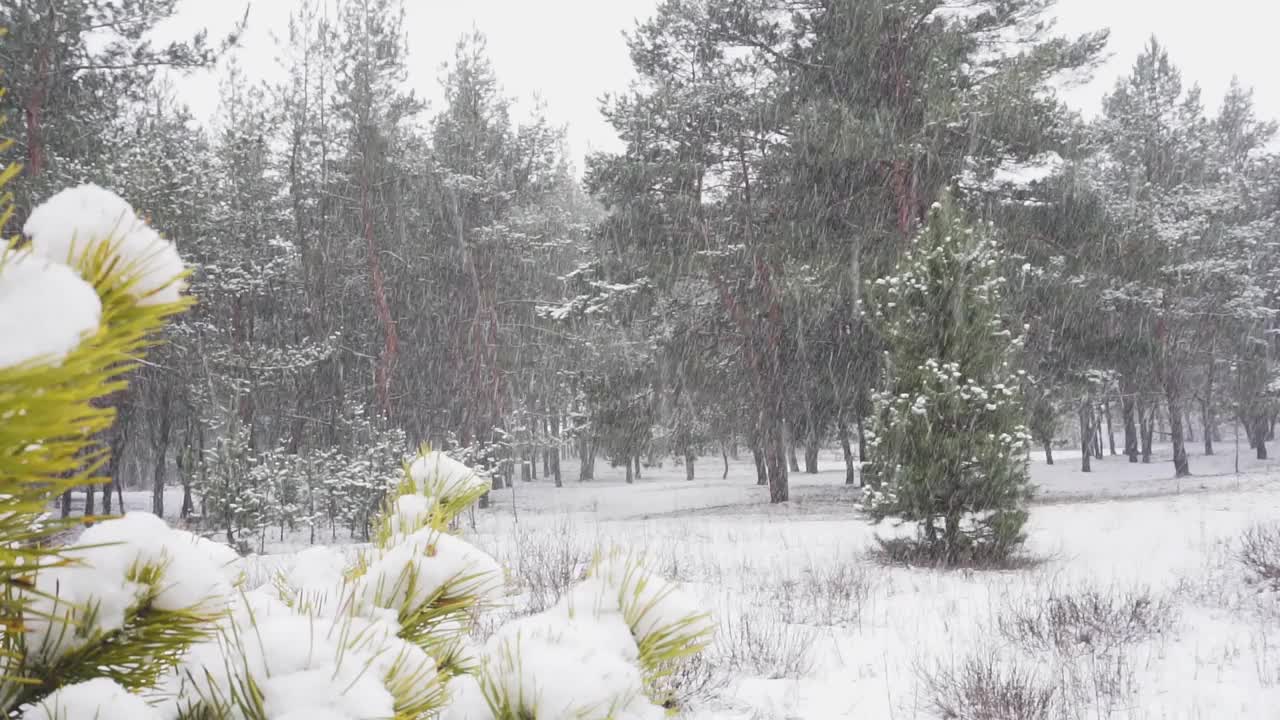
[863,196,1033,563]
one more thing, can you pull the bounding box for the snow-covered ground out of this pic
[115,443,1280,718]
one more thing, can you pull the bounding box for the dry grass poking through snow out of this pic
[715,612,816,680]
[996,585,1175,654]
[922,584,1177,720]
[924,651,1057,720]
[763,557,872,627]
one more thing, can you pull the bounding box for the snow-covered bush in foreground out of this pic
[1,180,712,718]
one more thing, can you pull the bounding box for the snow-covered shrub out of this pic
[863,195,1034,564]
[1240,522,1280,593]
[0,180,713,718]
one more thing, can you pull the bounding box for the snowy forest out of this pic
[7,0,1278,541]
[4,0,1280,717]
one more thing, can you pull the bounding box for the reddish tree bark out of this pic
[362,180,399,420]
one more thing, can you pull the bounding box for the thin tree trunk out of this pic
[1104,400,1117,455]
[1167,393,1191,477]
[804,421,820,474]
[60,490,71,519]
[1079,401,1092,473]
[765,418,788,502]
[578,436,595,481]
[1043,440,1054,465]
[1140,402,1154,464]
[633,454,641,480]
[625,457,634,484]
[1093,410,1104,460]
[152,385,172,517]
[856,413,867,462]
[1122,380,1139,463]
[1203,363,1216,456]
[549,414,562,488]
[721,443,729,480]
[1255,414,1269,460]
[363,170,399,419]
[685,448,695,481]
[1183,411,1195,442]
[85,484,96,517]
[838,417,857,485]
[752,442,767,486]
[787,433,800,473]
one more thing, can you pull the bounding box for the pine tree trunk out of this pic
[765,420,789,502]
[838,417,858,485]
[1256,414,1269,460]
[1183,411,1195,442]
[1203,364,1216,456]
[549,414,562,488]
[685,449,695,481]
[1093,410,1104,460]
[1140,403,1154,464]
[721,443,729,480]
[60,490,71,519]
[85,484,96,517]
[803,406,820,473]
[1043,440,1054,465]
[1166,385,1191,477]
[787,436,800,473]
[578,436,595,481]
[362,179,398,420]
[633,454,641,480]
[752,444,767,486]
[1079,402,1092,473]
[625,458,634,484]
[153,408,171,518]
[1122,381,1139,462]
[856,413,867,462]
[521,453,532,482]
[943,512,961,563]
[1104,400,1117,455]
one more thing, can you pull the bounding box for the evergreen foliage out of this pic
[863,196,1033,563]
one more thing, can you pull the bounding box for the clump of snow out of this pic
[439,674,490,720]
[0,251,101,369]
[21,678,161,720]
[470,611,663,720]
[275,545,351,611]
[442,553,709,719]
[386,493,435,540]
[24,513,235,662]
[157,612,400,720]
[357,528,504,617]
[591,554,713,652]
[408,451,490,506]
[24,184,185,305]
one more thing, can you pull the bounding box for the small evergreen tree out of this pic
[863,196,1033,564]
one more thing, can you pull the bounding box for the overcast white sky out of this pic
[161,0,1280,168]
